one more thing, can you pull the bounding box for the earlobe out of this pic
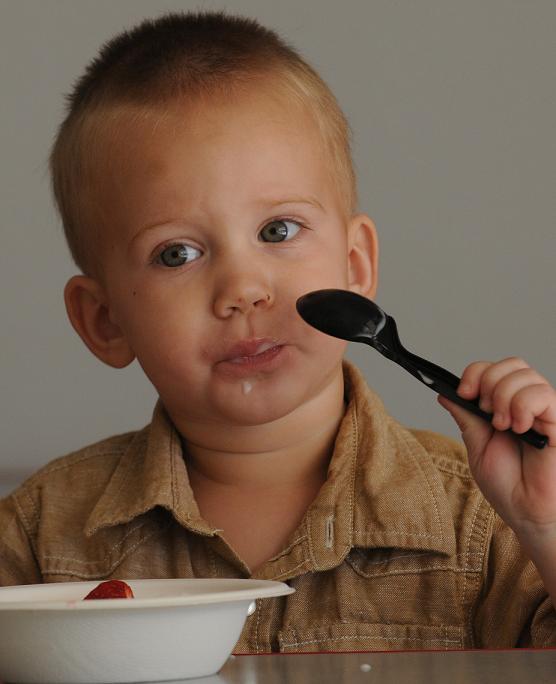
[63,275,135,369]
[347,214,379,300]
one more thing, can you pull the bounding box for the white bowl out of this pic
[0,578,294,683]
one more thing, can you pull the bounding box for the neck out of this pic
[180,369,346,491]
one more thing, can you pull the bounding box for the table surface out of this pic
[174,650,556,684]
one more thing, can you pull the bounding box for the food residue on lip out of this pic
[83,579,134,600]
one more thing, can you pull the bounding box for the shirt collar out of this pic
[85,361,456,562]
[84,401,214,538]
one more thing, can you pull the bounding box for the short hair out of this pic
[49,11,358,278]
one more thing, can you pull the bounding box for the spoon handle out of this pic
[394,348,548,450]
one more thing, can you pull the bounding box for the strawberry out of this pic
[83,579,134,600]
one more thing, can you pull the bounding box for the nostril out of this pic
[256,293,272,305]
[214,287,273,318]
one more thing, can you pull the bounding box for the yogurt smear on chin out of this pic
[242,380,254,394]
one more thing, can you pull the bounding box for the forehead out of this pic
[93,87,338,232]
[167,91,325,186]
[106,86,323,169]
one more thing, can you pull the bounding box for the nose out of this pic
[212,265,274,318]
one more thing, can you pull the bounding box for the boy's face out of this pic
[83,87,377,428]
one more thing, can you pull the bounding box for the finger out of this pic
[490,370,550,430]
[458,361,492,399]
[508,384,556,444]
[472,357,531,413]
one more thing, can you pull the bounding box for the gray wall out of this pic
[1,0,554,496]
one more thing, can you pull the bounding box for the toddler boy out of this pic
[1,11,555,652]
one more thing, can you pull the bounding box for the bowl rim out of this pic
[0,577,295,612]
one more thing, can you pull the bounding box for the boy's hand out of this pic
[437,357,556,542]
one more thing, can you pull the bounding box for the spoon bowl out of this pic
[296,289,387,342]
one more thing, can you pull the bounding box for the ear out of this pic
[346,213,379,299]
[63,275,136,368]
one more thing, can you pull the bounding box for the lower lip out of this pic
[217,345,287,378]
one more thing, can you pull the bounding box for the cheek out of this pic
[108,281,202,360]
[291,244,350,291]
[311,231,350,274]
[279,236,349,290]
[309,330,347,359]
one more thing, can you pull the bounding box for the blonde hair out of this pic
[49,11,358,277]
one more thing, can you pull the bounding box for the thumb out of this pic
[437,394,493,457]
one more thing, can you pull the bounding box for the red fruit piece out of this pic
[83,579,134,600]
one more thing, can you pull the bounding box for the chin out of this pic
[213,372,314,425]
[218,394,299,427]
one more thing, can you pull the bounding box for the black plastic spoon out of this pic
[296,289,548,450]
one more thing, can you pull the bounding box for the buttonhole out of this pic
[325,515,334,549]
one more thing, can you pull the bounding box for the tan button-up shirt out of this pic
[1,361,555,650]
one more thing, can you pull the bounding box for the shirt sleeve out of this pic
[474,513,556,647]
[0,493,42,586]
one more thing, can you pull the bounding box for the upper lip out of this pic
[219,337,283,362]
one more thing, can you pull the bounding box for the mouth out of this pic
[216,338,288,377]
[226,339,280,362]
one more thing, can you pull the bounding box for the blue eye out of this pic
[259,219,301,243]
[157,243,201,268]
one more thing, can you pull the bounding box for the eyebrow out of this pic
[261,196,325,211]
[133,196,325,243]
